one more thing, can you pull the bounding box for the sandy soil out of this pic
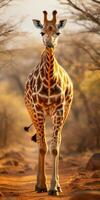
[0,147,100,200]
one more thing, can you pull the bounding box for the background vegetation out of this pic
[0,0,100,155]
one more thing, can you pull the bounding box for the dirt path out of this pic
[0,149,100,200]
[0,174,70,200]
[0,172,100,200]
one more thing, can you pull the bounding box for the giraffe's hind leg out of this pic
[28,104,48,192]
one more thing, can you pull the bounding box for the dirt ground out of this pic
[0,146,100,200]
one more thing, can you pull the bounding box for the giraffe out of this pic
[24,10,73,196]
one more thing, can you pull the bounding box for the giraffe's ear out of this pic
[32,19,43,29]
[57,19,67,29]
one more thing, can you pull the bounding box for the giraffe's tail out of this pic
[24,123,33,132]
[31,134,37,142]
[24,123,37,142]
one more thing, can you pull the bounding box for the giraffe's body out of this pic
[24,11,73,196]
[25,48,72,120]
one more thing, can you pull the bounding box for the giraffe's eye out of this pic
[56,32,61,36]
[40,32,45,36]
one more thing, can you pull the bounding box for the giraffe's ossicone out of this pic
[24,10,73,196]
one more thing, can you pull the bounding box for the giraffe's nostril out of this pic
[47,43,54,48]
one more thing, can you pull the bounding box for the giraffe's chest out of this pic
[25,76,63,106]
[36,74,63,105]
[25,64,67,107]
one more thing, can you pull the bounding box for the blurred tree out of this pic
[57,35,100,151]
[59,0,100,31]
[0,1,14,43]
[0,0,25,50]
[0,0,12,8]
[0,81,29,147]
[59,0,100,71]
[58,0,100,151]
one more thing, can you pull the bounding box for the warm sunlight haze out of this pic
[3,0,61,34]
[0,0,100,199]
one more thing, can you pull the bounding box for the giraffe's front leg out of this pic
[48,108,64,196]
[36,140,48,193]
[30,104,48,192]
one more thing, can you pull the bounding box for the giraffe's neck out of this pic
[42,47,55,80]
[45,47,54,69]
[40,47,56,97]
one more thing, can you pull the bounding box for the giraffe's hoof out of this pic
[35,185,47,193]
[57,186,63,193]
[48,190,59,196]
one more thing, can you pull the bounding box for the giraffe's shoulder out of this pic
[26,64,40,82]
[59,64,73,84]
[25,64,39,92]
[58,64,67,76]
[58,65,68,82]
[58,64,73,96]
[32,64,40,77]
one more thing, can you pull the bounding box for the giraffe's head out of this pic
[32,10,67,48]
